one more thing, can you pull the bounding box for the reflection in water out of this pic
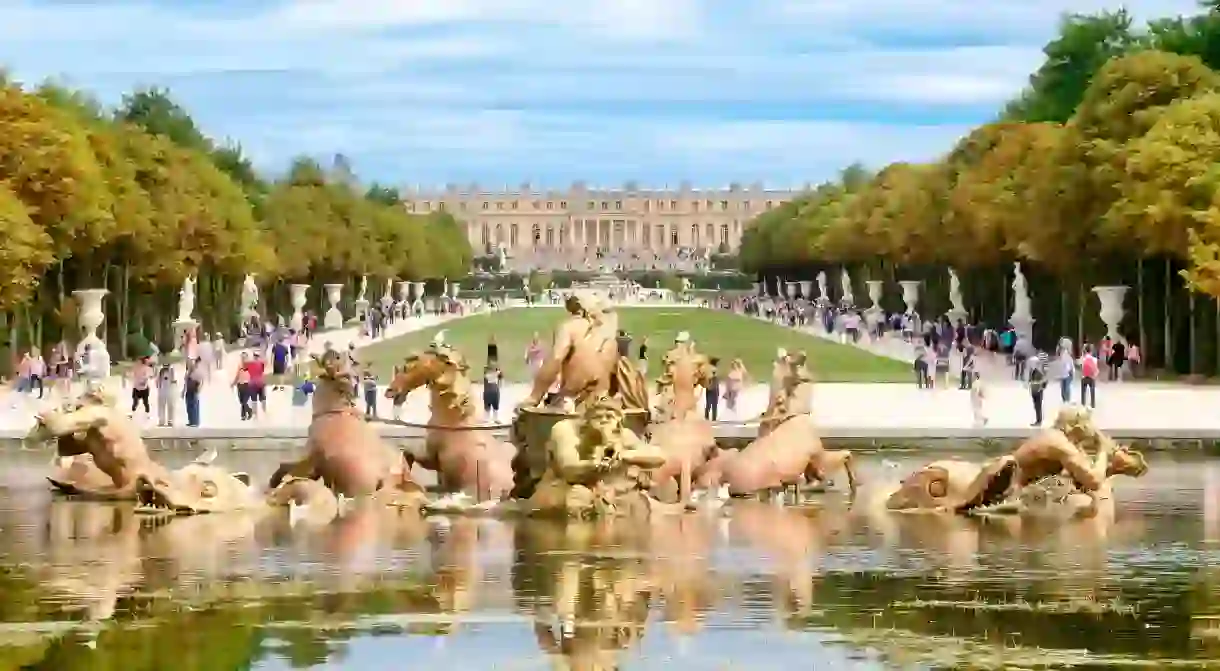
[0,450,1215,668]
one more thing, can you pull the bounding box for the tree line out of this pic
[0,79,471,363]
[739,4,1220,378]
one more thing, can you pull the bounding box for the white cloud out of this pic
[0,0,1204,185]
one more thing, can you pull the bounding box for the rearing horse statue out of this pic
[384,338,516,501]
[647,345,719,503]
[269,351,422,502]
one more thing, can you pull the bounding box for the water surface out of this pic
[0,448,1217,670]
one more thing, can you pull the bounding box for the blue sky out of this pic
[0,0,1201,189]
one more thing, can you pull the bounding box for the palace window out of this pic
[601,201,609,210]
[705,199,713,209]
[512,201,519,209]
[532,223,541,245]
[693,201,700,212]
[422,201,430,210]
[615,200,622,210]
[587,201,595,210]
[720,224,729,244]
[560,201,567,208]
[691,223,699,246]
[482,201,489,210]
[510,224,519,246]
[670,228,679,246]
[706,223,714,244]
[742,201,750,211]
[644,200,651,212]
[495,223,503,244]
[720,200,728,211]
[481,224,490,246]
[546,201,554,209]
[497,202,505,210]
[670,200,678,210]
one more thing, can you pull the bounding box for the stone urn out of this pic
[899,280,920,314]
[73,288,109,358]
[785,283,796,300]
[798,280,813,299]
[1092,285,1129,341]
[289,283,309,331]
[323,284,344,330]
[396,281,410,303]
[864,280,884,332]
[413,282,425,300]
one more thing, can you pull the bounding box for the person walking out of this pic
[704,358,722,421]
[483,360,504,423]
[1029,352,1048,426]
[725,358,748,413]
[184,357,204,427]
[155,360,178,427]
[637,337,650,374]
[233,353,253,421]
[1079,344,1099,409]
[362,370,379,419]
[1052,341,1074,403]
[970,371,988,427]
[129,357,153,416]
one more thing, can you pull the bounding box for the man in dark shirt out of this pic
[616,330,631,358]
[704,357,722,421]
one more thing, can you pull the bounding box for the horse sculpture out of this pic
[270,351,424,504]
[385,337,516,501]
[648,346,719,503]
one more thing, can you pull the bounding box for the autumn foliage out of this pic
[739,7,1220,376]
[0,80,470,356]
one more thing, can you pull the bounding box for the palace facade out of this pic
[402,182,803,257]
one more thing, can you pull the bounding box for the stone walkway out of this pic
[2,305,1218,437]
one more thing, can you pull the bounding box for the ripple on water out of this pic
[0,449,1216,668]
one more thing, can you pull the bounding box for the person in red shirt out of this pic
[243,351,268,418]
[1079,344,1099,408]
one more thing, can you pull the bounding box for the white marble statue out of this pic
[177,275,197,322]
[357,275,368,302]
[816,271,828,301]
[240,274,259,318]
[839,268,854,305]
[1012,261,1031,318]
[948,268,965,314]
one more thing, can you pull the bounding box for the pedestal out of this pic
[946,308,968,325]
[73,289,109,359]
[171,319,197,357]
[289,284,309,332]
[1010,314,1035,343]
[354,299,370,322]
[323,283,344,330]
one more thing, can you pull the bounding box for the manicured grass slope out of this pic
[359,308,910,383]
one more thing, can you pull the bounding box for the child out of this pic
[293,370,315,408]
[970,371,987,427]
[362,370,378,418]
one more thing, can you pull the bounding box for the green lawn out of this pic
[358,308,910,383]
